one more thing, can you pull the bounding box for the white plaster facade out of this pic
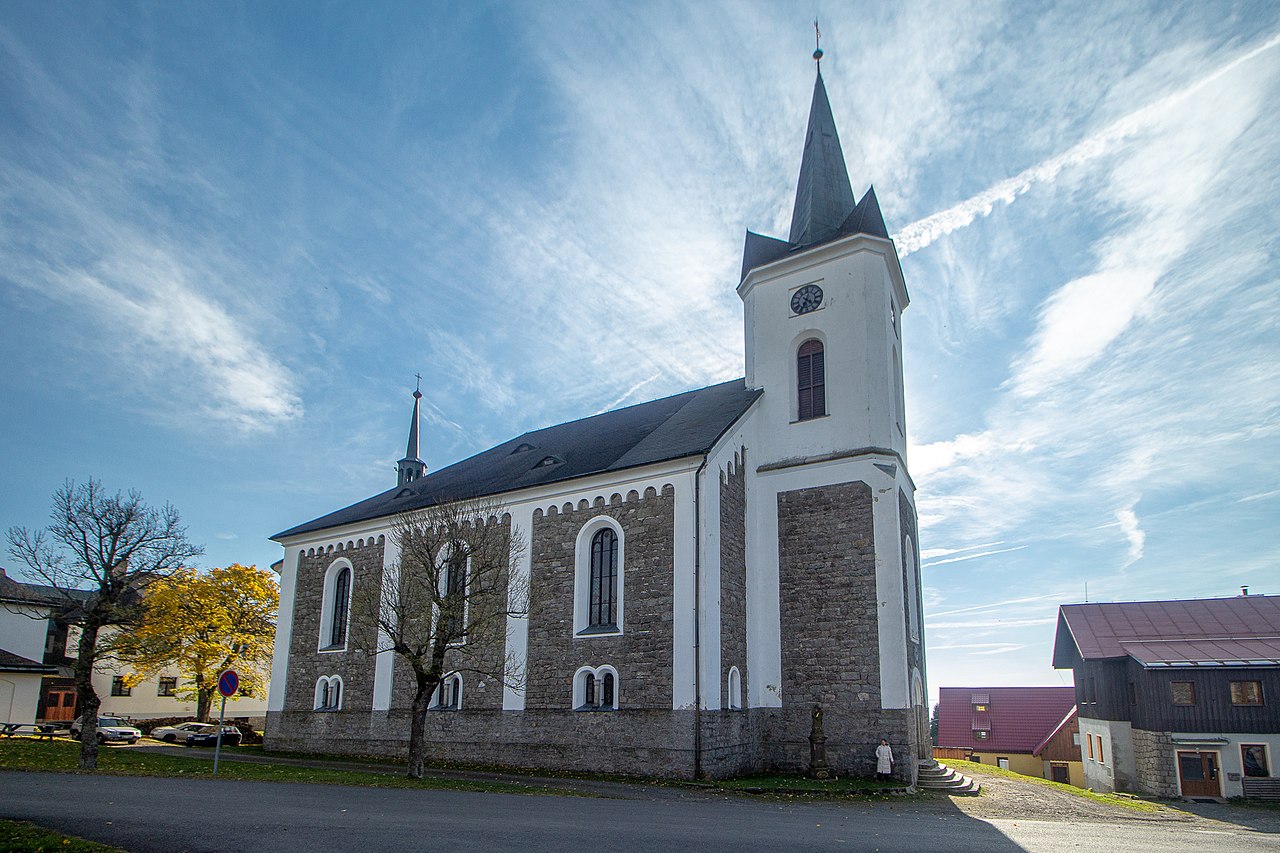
[0,600,53,724]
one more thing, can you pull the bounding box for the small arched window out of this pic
[319,559,354,652]
[797,339,826,420]
[589,527,618,628]
[727,666,742,711]
[432,673,462,710]
[314,675,343,711]
[574,665,619,711]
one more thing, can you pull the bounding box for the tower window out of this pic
[797,339,826,420]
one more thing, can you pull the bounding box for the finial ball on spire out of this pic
[813,48,823,62]
[812,18,823,63]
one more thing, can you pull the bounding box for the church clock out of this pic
[790,284,824,315]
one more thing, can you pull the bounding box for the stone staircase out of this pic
[915,759,980,795]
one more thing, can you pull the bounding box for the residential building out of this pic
[0,569,57,724]
[266,54,929,780]
[936,686,1082,786]
[1052,594,1280,799]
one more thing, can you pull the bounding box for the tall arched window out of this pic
[330,566,351,647]
[797,339,826,420]
[438,544,468,642]
[589,527,618,628]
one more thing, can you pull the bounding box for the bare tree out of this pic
[351,496,527,779]
[5,479,203,770]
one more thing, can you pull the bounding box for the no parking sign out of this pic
[217,669,239,698]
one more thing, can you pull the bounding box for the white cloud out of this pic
[1116,503,1146,567]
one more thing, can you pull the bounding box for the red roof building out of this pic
[937,686,1077,752]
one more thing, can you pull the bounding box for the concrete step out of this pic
[915,760,980,796]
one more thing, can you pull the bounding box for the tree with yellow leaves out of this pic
[115,564,278,721]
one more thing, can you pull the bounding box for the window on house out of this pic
[574,666,618,711]
[1242,745,1269,778]
[157,677,177,697]
[111,676,131,697]
[974,729,988,740]
[797,339,826,420]
[1072,732,1081,746]
[1171,681,1196,705]
[972,703,988,712]
[1231,681,1263,706]
[575,520,624,636]
[1087,734,1095,760]
[314,675,342,711]
[1097,737,1105,765]
[331,567,351,646]
[432,673,462,710]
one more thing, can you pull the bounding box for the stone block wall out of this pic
[719,448,748,708]
[524,486,676,711]
[1131,728,1179,797]
[774,480,913,778]
[282,539,383,715]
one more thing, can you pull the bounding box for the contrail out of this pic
[894,31,1280,257]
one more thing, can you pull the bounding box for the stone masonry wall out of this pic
[281,538,384,716]
[388,516,513,714]
[773,481,914,778]
[719,448,748,708]
[524,485,676,711]
[1131,729,1179,797]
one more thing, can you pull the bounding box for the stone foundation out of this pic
[1131,729,1178,797]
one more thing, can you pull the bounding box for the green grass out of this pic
[0,737,575,797]
[946,759,1164,813]
[0,819,123,852]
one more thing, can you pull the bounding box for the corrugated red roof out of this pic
[937,686,1076,753]
[1056,595,1280,665]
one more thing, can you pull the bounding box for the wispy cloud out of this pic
[1115,503,1146,567]
[923,545,1027,568]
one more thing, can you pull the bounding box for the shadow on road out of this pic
[1161,800,1280,835]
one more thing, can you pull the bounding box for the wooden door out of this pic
[1177,751,1221,798]
[1050,763,1070,784]
[45,688,76,722]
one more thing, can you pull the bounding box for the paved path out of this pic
[3,771,1277,852]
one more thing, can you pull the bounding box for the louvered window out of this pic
[589,528,618,627]
[797,339,826,420]
[330,567,350,647]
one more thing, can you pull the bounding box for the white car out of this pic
[69,716,142,744]
[150,722,216,743]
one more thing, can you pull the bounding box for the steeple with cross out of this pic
[397,376,428,487]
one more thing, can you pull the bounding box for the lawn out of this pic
[0,819,123,852]
[0,737,573,797]
[946,759,1164,813]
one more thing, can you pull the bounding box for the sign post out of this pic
[213,669,239,777]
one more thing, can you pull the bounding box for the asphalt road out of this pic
[2,772,1277,853]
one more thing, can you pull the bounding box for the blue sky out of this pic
[2,1,1277,701]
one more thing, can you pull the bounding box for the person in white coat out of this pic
[875,738,894,781]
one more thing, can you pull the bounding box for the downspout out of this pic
[692,454,709,780]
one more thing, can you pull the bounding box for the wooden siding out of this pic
[1072,659,1280,734]
[1037,712,1081,763]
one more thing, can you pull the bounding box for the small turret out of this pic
[397,378,427,487]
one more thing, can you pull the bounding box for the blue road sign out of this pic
[217,670,239,698]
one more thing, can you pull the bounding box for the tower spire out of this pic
[788,35,856,247]
[397,376,427,487]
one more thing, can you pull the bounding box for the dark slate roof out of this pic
[936,686,1077,753]
[0,648,56,673]
[789,70,856,247]
[274,379,762,540]
[1052,595,1280,668]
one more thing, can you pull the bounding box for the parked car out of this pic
[150,722,216,743]
[68,716,142,744]
[185,726,241,747]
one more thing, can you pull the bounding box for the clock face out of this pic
[790,284,824,315]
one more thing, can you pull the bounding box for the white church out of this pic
[266,55,929,781]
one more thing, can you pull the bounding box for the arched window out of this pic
[589,528,618,629]
[574,518,624,636]
[314,675,343,711]
[727,666,742,711]
[797,339,826,420]
[331,567,350,647]
[437,544,468,643]
[318,559,353,652]
[905,534,920,642]
[574,665,619,711]
[432,673,462,710]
